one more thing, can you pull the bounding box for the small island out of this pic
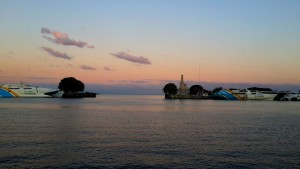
[58,77,96,98]
[163,75,210,99]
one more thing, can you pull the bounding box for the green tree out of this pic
[212,87,223,93]
[58,77,85,93]
[163,83,178,95]
[189,85,204,95]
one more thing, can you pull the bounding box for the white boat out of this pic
[231,88,278,101]
[0,83,64,98]
[280,93,300,101]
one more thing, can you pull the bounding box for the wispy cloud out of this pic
[111,52,151,65]
[49,64,61,68]
[104,66,113,71]
[108,79,163,85]
[41,27,51,34]
[5,51,15,58]
[41,27,94,48]
[27,76,57,80]
[80,65,97,70]
[40,46,72,60]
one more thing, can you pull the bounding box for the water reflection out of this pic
[0,96,299,168]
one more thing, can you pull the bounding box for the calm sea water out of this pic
[0,95,299,169]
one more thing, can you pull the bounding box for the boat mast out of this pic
[198,65,200,83]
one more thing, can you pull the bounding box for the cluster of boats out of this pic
[1,83,299,101]
[0,83,64,98]
[212,88,300,101]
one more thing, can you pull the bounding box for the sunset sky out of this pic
[1,0,300,93]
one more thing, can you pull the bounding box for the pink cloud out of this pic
[104,66,113,71]
[80,65,97,70]
[87,45,95,48]
[41,27,94,48]
[40,46,72,60]
[111,52,151,65]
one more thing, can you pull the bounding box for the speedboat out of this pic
[0,83,64,98]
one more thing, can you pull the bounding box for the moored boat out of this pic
[0,83,63,98]
[280,93,300,101]
[212,88,278,101]
[231,88,278,101]
[212,89,247,100]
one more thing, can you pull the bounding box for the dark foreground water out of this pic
[0,95,299,169]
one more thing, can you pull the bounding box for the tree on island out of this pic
[189,85,204,95]
[58,77,85,93]
[212,87,223,93]
[163,83,178,95]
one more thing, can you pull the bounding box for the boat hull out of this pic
[212,90,246,100]
[280,93,300,101]
[213,89,278,101]
[247,93,278,101]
